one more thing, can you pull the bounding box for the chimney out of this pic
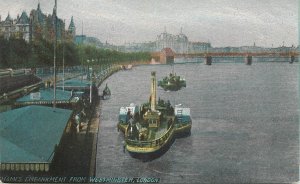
[150,71,157,111]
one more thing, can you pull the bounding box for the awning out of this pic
[0,105,73,171]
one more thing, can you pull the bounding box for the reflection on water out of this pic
[96,62,299,183]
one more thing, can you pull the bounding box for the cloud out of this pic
[0,0,297,47]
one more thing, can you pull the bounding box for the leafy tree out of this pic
[0,36,151,69]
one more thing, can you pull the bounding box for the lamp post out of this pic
[91,59,94,81]
[87,59,92,103]
[53,0,57,109]
[62,19,65,91]
[87,59,90,80]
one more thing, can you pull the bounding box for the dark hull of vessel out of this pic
[175,124,192,138]
[117,123,127,132]
[101,95,111,100]
[127,134,176,161]
[125,124,191,161]
[159,85,183,91]
[158,82,186,91]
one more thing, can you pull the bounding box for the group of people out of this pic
[158,98,174,115]
[70,96,90,139]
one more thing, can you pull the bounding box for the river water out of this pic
[96,62,299,183]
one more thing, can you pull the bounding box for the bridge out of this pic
[151,50,299,64]
[151,51,299,58]
[175,51,299,58]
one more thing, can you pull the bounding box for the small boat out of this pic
[126,64,133,70]
[102,83,111,100]
[289,55,295,64]
[158,72,186,91]
[245,55,252,65]
[121,65,133,70]
[118,72,191,159]
[205,55,212,65]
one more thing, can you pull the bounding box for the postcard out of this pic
[0,0,299,183]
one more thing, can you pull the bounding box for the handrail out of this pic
[0,69,32,78]
[126,121,176,148]
[0,82,42,101]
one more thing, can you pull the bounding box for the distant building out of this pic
[75,34,87,44]
[160,48,175,64]
[0,12,30,41]
[156,28,189,54]
[0,2,75,42]
[155,28,213,54]
[123,41,156,52]
[189,42,211,53]
[75,35,107,48]
[29,2,66,42]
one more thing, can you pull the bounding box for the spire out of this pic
[5,12,12,22]
[52,0,57,28]
[53,0,57,16]
[37,1,41,11]
[36,1,44,23]
[68,16,75,29]
[180,27,183,34]
[164,26,166,33]
[68,16,76,37]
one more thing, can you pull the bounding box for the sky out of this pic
[0,0,298,47]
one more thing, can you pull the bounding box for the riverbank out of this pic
[52,64,121,176]
[0,61,146,177]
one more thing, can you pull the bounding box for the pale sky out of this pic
[0,0,298,47]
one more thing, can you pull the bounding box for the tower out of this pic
[37,2,41,11]
[150,71,157,111]
[68,16,76,39]
[143,72,161,128]
[52,0,57,28]
[53,0,57,15]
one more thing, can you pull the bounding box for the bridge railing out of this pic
[175,51,300,58]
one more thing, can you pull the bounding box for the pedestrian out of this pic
[75,113,80,133]
[71,118,77,141]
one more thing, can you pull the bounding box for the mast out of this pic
[81,21,83,82]
[53,0,57,109]
[172,62,174,75]
[62,19,65,91]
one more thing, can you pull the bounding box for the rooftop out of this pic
[57,79,91,89]
[0,105,72,163]
[16,11,29,25]
[16,88,72,103]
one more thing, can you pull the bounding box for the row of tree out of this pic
[0,36,151,69]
